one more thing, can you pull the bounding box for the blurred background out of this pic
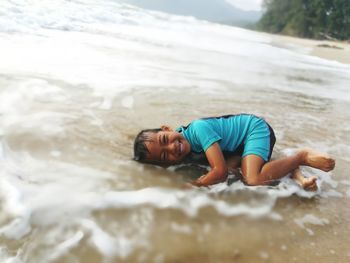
[0,0,349,262]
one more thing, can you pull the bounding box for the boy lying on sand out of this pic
[133,114,335,190]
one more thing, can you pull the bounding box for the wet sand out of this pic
[271,34,350,64]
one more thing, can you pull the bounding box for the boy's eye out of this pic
[161,151,167,161]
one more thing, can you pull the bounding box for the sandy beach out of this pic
[272,34,350,64]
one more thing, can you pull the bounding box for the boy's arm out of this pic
[192,142,228,186]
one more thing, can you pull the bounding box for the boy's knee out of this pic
[242,172,260,186]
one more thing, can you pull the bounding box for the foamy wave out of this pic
[80,219,146,259]
[47,230,84,262]
[294,214,330,236]
[1,141,340,241]
[0,247,23,263]
[0,141,279,249]
[0,179,31,240]
[0,140,345,261]
[0,0,134,33]
[93,187,280,219]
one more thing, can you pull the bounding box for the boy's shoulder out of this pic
[189,118,210,128]
[187,119,219,135]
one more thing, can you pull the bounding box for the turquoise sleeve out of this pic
[192,120,221,152]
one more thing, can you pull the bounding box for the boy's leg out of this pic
[226,155,241,171]
[241,148,335,186]
[301,147,335,172]
[241,154,302,185]
[291,168,318,191]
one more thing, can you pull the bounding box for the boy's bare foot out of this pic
[301,176,318,191]
[300,148,335,172]
[292,168,318,191]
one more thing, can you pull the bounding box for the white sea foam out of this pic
[0,247,22,263]
[95,187,279,218]
[295,214,330,228]
[171,222,192,234]
[81,219,139,259]
[0,179,31,240]
[294,214,330,235]
[48,231,84,262]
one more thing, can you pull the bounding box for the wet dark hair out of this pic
[133,128,161,162]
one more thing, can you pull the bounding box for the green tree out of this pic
[257,0,350,40]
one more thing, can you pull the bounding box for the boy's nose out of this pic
[166,142,175,153]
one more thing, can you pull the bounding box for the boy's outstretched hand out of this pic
[192,175,207,187]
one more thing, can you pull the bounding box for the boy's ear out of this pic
[160,125,173,131]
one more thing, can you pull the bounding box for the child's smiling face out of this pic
[143,126,191,165]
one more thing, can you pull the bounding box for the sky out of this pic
[226,0,263,11]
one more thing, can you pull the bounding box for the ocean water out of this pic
[1,0,350,262]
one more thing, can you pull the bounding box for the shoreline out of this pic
[270,34,350,64]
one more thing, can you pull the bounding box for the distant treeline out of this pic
[257,0,350,40]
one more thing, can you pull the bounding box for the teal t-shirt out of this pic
[176,114,263,153]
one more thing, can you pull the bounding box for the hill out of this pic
[121,0,261,26]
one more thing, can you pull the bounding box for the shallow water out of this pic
[1,0,350,262]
